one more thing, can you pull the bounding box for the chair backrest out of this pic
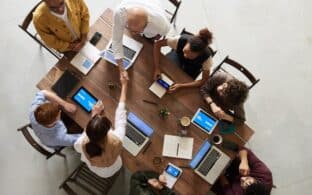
[18,1,63,59]
[17,123,65,159]
[59,163,120,195]
[211,55,260,89]
[165,0,182,24]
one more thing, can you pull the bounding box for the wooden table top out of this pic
[37,8,254,195]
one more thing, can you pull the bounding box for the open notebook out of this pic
[149,73,174,98]
[162,135,194,159]
[70,42,101,75]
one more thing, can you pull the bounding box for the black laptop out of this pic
[52,70,79,98]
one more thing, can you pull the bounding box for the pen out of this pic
[176,143,179,156]
[142,141,151,154]
[142,99,158,106]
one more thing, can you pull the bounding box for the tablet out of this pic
[72,87,98,113]
[163,163,182,189]
[191,108,219,134]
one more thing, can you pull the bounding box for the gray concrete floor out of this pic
[0,0,311,194]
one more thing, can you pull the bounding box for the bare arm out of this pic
[41,90,76,113]
[153,39,168,79]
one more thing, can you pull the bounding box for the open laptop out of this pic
[100,35,143,70]
[123,112,154,156]
[189,140,230,184]
[191,108,219,134]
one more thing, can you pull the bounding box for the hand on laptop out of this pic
[91,100,105,117]
[148,178,165,190]
[63,102,77,114]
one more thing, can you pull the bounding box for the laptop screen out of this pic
[108,44,136,60]
[189,140,211,169]
[193,109,218,133]
[127,112,153,137]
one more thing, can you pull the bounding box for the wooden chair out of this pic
[165,0,182,27]
[18,1,63,59]
[59,163,120,195]
[17,124,66,159]
[211,55,260,89]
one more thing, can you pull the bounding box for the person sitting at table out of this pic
[112,0,170,72]
[33,0,90,52]
[74,72,128,184]
[153,28,214,93]
[212,147,273,195]
[29,90,81,148]
[199,72,249,125]
[129,170,176,195]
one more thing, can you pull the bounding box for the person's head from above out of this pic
[241,176,270,195]
[182,28,213,59]
[43,0,65,14]
[34,102,61,127]
[217,79,249,106]
[126,7,148,35]
[85,114,112,158]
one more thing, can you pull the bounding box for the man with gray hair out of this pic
[112,0,170,73]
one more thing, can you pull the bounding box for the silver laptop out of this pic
[100,35,143,70]
[191,108,219,134]
[123,112,154,156]
[189,140,230,184]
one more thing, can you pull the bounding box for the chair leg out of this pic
[60,183,77,195]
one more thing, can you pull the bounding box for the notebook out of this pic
[149,73,174,98]
[51,70,79,99]
[162,135,194,159]
[70,42,101,75]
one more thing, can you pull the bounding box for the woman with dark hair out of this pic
[200,72,249,125]
[74,72,128,180]
[153,28,214,92]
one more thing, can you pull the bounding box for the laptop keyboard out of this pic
[123,45,136,60]
[198,149,221,176]
[126,123,146,146]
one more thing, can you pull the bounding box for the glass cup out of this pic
[179,116,191,136]
[211,134,223,145]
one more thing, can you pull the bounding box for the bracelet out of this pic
[208,101,214,105]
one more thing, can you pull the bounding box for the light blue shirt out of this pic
[29,91,81,148]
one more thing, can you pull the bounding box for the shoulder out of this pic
[33,2,49,22]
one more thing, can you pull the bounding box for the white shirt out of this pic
[50,5,78,40]
[74,102,127,178]
[112,0,170,59]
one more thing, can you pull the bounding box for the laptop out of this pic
[52,70,79,99]
[191,108,219,134]
[70,42,101,75]
[100,35,143,70]
[189,140,231,184]
[123,112,154,156]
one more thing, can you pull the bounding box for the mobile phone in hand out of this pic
[89,32,102,46]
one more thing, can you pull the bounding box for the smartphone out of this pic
[89,32,102,46]
[157,79,170,90]
[163,163,182,189]
[222,139,239,152]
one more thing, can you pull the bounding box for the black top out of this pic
[175,34,212,79]
[129,171,176,195]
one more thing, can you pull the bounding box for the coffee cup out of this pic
[211,134,223,145]
[180,116,191,128]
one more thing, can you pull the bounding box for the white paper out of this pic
[162,135,193,159]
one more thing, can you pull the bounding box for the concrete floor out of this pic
[1,0,311,194]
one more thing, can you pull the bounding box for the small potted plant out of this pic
[159,107,170,119]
